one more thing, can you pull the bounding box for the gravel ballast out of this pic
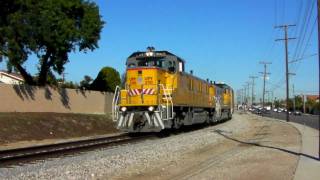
[0,113,300,179]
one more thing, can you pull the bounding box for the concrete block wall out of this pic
[0,84,114,114]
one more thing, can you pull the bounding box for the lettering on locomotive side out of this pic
[144,77,153,85]
[129,77,136,85]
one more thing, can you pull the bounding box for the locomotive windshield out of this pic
[127,57,177,72]
[136,58,165,67]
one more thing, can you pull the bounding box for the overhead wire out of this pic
[271,0,316,95]
[291,0,316,77]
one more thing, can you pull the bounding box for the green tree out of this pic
[305,98,320,114]
[274,100,281,108]
[80,75,93,89]
[60,81,78,89]
[293,95,303,111]
[0,0,104,85]
[91,67,121,92]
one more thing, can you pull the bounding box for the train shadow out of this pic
[213,129,320,161]
[155,118,231,138]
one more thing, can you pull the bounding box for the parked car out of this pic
[294,111,302,116]
[261,108,270,114]
[273,108,278,112]
[253,109,261,115]
[265,106,271,111]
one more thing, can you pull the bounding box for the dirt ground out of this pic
[117,113,301,180]
[0,112,118,146]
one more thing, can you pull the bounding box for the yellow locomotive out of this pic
[112,47,234,132]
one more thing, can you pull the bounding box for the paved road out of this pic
[261,111,319,130]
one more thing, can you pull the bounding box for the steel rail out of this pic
[0,133,153,161]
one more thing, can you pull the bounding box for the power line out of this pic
[271,1,317,98]
[289,53,318,63]
[291,0,315,73]
[291,17,317,74]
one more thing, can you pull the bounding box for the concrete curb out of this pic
[289,122,320,180]
[248,113,320,180]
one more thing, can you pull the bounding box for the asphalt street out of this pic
[261,111,319,130]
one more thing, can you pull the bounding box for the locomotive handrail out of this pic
[112,86,120,122]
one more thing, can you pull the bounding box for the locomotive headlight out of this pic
[148,106,155,112]
[121,107,127,112]
[146,51,154,56]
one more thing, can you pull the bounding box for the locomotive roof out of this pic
[215,82,232,89]
[128,50,185,63]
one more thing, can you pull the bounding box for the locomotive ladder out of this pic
[159,84,173,120]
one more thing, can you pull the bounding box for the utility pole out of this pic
[271,91,274,108]
[243,84,247,110]
[240,89,243,105]
[275,24,296,122]
[241,89,245,105]
[259,61,271,111]
[242,85,247,110]
[266,91,270,103]
[302,94,306,113]
[246,82,250,106]
[237,89,243,106]
[265,90,274,108]
[317,0,320,159]
[292,84,296,112]
[249,76,258,106]
[62,72,68,83]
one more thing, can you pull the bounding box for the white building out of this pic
[0,71,24,84]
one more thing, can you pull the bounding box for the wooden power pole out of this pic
[259,62,271,111]
[317,0,320,159]
[275,24,296,122]
[249,76,258,105]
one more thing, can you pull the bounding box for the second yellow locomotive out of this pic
[113,47,233,132]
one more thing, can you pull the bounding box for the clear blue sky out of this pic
[0,0,318,100]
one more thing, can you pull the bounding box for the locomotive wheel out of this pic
[172,116,183,129]
[228,111,232,119]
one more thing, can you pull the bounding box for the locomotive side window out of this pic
[128,63,136,68]
[162,60,176,72]
[178,61,184,72]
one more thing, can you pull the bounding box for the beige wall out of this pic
[0,84,114,114]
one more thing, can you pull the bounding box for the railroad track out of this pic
[0,133,154,162]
